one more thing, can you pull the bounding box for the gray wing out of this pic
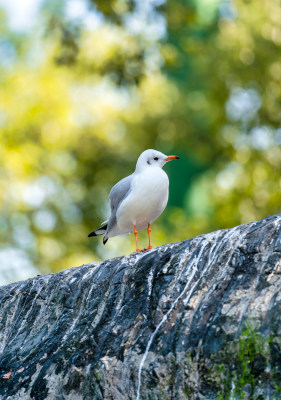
[109,174,133,214]
[103,174,133,242]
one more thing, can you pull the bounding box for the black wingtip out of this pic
[88,224,108,238]
[88,231,97,237]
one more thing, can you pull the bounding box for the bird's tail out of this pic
[88,224,107,238]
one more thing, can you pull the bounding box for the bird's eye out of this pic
[154,157,159,161]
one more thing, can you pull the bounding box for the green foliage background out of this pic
[0,0,280,274]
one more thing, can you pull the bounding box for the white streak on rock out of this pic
[136,236,210,400]
[136,226,249,400]
[147,268,154,298]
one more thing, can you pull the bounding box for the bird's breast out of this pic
[132,169,169,202]
[116,168,169,231]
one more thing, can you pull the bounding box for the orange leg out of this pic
[134,225,140,252]
[144,223,153,250]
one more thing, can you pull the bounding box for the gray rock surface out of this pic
[1,214,281,399]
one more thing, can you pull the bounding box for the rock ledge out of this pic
[1,214,281,399]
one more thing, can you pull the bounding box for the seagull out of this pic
[88,149,179,252]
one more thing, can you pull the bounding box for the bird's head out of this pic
[135,149,179,172]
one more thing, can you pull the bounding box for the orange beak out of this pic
[165,155,180,162]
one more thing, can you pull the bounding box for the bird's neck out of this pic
[135,165,161,174]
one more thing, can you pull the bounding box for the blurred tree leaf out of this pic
[0,0,280,277]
